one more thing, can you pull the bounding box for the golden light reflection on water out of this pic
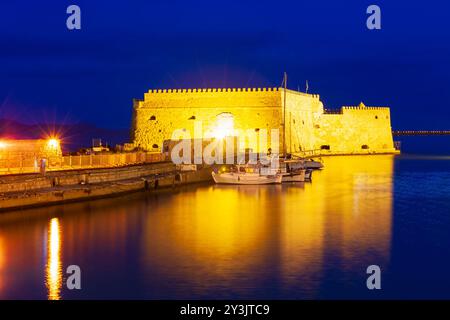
[144,186,281,294]
[0,155,395,299]
[142,155,394,298]
[46,218,62,300]
[320,156,392,261]
[279,156,393,295]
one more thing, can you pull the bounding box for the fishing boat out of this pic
[212,164,282,185]
[281,168,313,182]
[279,159,306,182]
[281,169,305,182]
[303,158,324,170]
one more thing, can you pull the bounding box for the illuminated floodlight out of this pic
[213,113,235,139]
[47,138,60,149]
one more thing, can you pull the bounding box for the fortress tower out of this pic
[131,87,397,156]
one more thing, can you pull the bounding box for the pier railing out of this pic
[0,152,167,175]
[392,130,450,136]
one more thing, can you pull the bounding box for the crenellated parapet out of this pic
[139,87,291,110]
[342,106,390,110]
[147,87,280,94]
[141,87,320,98]
[137,87,321,111]
[341,101,390,111]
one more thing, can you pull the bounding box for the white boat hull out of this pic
[212,172,282,185]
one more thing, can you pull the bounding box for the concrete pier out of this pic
[0,162,213,212]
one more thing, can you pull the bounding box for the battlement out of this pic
[341,101,390,111]
[142,87,320,99]
[147,87,280,94]
[342,106,390,110]
[140,86,286,110]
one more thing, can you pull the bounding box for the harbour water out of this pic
[1,154,450,299]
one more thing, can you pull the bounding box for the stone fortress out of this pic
[131,87,398,156]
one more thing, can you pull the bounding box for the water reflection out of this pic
[0,155,395,299]
[46,218,62,300]
[279,156,393,296]
[140,156,394,298]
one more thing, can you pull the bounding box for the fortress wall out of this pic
[284,90,323,153]
[313,107,395,153]
[132,87,397,156]
[142,87,281,108]
[133,88,283,151]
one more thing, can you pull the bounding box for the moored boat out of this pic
[212,171,282,185]
[303,158,324,170]
[281,169,305,182]
[279,159,313,182]
[212,164,282,185]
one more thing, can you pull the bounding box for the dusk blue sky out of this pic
[1,0,449,130]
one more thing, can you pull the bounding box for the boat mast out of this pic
[282,72,287,159]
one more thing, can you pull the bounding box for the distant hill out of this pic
[0,119,130,152]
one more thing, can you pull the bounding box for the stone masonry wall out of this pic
[313,106,395,153]
[132,87,396,156]
[133,88,282,152]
